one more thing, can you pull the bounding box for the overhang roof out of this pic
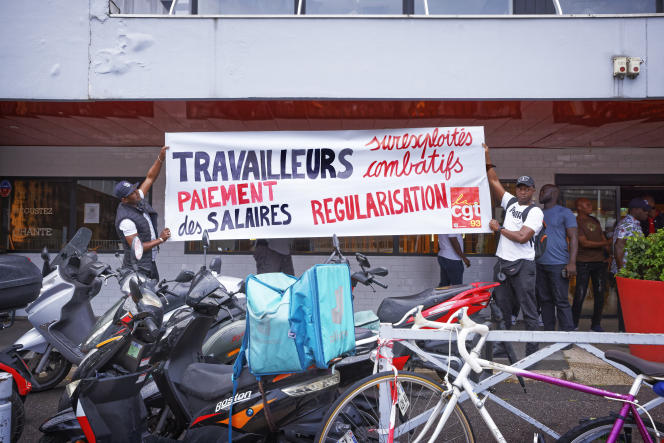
[1,100,663,148]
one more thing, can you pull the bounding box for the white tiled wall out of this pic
[3,145,664,315]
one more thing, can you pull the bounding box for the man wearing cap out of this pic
[612,197,651,274]
[114,145,171,279]
[640,195,664,237]
[484,143,543,356]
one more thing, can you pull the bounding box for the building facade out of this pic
[2,0,663,314]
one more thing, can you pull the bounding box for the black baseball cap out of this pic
[628,197,652,211]
[516,176,535,188]
[113,181,139,199]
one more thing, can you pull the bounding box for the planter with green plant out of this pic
[615,229,664,361]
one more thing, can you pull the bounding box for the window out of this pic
[557,0,658,14]
[416,0,511,15]
[0,178,147,253]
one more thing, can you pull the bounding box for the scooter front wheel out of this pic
[20,350,72,392]
[10,386,25,443]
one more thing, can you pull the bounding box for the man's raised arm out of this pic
[139,145,169,196]
[484,143,505,203]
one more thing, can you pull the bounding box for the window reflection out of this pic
[76,180,127,252]
[559,187,618,231]
[4,180,70,251]
[416,0,511,15]
[558,0,657,14]
[1,178,146,252]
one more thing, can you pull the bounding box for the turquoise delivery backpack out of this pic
[239,263,356,377]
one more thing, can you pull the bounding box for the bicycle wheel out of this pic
[558,415,664,442]
[316,371,474,443]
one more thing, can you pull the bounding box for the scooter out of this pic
[40,237,168,443]
[13,227,108,391]
[16,227,247,392]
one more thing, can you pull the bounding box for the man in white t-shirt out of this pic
[437,234,470,286]
[484,143,543,355]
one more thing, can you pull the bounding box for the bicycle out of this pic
[316,306,664,442]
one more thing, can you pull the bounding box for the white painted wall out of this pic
[1,0,663,100]
[2,145,663,314]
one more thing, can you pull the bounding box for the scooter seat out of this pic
[180,362,255,401]
[376,284,472,324]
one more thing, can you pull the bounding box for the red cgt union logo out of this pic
[450,187,481,228]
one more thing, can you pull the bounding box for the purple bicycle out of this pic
[316,306,664,442]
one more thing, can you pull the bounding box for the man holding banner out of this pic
[484,143,543,356]
[253,238,294,275]
[114,145,171,279]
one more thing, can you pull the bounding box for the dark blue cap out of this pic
[113,181,139,199]
[516,175,535,188]
[628,197,652,211]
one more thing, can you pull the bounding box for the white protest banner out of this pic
[165,127,491,241]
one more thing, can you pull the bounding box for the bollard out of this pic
[0,372,12,443]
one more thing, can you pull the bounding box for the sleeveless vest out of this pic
[115,200,159,273]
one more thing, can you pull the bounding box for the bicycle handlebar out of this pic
[411,306,488,374]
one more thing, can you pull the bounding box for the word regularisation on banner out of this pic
[164,127,491,241]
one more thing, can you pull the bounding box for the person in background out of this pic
[612,197,651,332]
[484,143,543,356]
[640,195,664,236]
[114,145,171,279]
[572,198,611,332]
[612,198,650,274]
[253,238,294,275]
[535,184,577,331]
[437,234,471,286]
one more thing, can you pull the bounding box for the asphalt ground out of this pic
[2,317,662,442]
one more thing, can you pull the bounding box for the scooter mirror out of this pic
[332,234,340,250]
[210,257,222,274]
[131,237,144,262]
[174,269,195,283]
[369,266,389,277]
[202,230,210,249]
[355,252,370,269]
[41,246,50,262]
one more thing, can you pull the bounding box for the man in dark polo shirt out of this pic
[572,198,611,332]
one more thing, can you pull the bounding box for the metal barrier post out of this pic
[0,372,12,443]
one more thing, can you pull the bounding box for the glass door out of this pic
[559,186,619,318]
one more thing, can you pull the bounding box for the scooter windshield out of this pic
[186,270,221,307]
[50,227,92,267]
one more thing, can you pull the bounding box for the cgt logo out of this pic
[450,187,481,228]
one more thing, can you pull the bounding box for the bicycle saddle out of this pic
[376,284,472,324]
[605,349,664,378]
